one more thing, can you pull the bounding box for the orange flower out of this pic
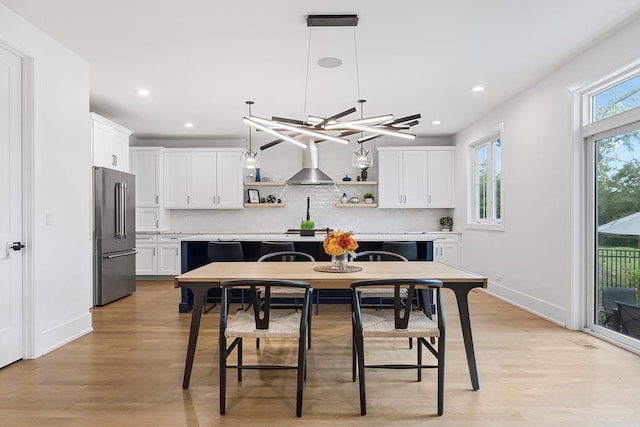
[323,229,359,257]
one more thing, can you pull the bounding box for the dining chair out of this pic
[219,279,311,417]
[615,300,640,339]
[260,241,321,314]
[205,241,245,312]
[351,278,446,416]
[601,287,635,330]
[352,250,418,351]
[257,251,315,348]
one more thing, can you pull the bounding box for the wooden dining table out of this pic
[174,260,487,391]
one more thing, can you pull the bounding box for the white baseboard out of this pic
[482,280,569,328]
[37,312,93,357]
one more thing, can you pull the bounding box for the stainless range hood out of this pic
[287,142,334,185]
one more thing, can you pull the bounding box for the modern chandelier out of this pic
[242,14,421,156]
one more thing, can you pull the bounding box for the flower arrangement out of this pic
[323,229,359,258]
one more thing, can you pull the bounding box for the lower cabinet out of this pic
[136,234,185,276]
[432,234,460,267]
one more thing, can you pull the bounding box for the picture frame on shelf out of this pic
[247,189,260,203]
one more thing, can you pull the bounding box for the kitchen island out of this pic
[178,232,456,312]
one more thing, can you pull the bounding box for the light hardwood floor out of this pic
[1,281,639,426]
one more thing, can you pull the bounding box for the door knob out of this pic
[10,242,25,251]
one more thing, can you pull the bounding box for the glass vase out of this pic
[331,253,349,271]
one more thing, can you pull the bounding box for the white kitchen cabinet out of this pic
[157,235,182,275]
[427,150,455,207]
[163,149,243,209]
[432,234,460,267]
[135,234,157,275]
[91,113,132,172]
[130,147,163,207]
[136,207,168,232]
[377,147,455,208]
[136,234,184,276]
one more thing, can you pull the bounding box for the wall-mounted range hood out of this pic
[287,143,334,185]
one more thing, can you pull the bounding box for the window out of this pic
[590,73,640,123]
[468,126,503,230]
[580,62,640,351]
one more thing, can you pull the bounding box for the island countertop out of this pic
[175,231,458,242]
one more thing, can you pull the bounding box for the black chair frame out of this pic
[351,279,446,416]
[219,279,311,417]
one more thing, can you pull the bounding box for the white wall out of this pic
[0,5,92,357]
[133,137,454,233]
[454,15,640,328]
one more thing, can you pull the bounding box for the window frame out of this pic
[467,123,504,231]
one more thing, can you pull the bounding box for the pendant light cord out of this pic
[353,26,361,104]
[303,27,312,121]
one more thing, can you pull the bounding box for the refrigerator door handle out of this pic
[115,182,127,238]
[103,249,137,259]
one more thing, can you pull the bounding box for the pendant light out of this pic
[243,101,258,169]
[352,99,374,169]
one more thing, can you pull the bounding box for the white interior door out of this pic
[0,46,23,368]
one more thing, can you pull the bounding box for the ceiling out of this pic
[3,0,640,144]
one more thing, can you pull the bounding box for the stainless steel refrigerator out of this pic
[93,167,136,306]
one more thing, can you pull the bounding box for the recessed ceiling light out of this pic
[317,57,342,68]
[432,120,441,125]
[137,89,150,96]
[184,122,194,128]
[472,86,484,92]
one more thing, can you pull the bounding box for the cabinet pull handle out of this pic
[217,195,220,204]
[429,195,432,204]
[155,195,159,204]
[112,155,117,166]
[156,219,159,229]
[153,247,156,256]
[187,195,190,205]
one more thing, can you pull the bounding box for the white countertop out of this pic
[169,232,458,242]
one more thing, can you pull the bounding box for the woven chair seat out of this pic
[358,287,408,299]
[360,309,439,338]
[226,310,302,339]
[263,286,313,297]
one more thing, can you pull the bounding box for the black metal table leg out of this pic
[447,283,480,391]
[181,284,217,389]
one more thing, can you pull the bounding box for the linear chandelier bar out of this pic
[243,117,307,148]
[341,123,416,139]
[323,114,394,129]
[249,115,349,144]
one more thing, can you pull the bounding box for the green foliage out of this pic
[439,216,453,228]
[363,192,374,199]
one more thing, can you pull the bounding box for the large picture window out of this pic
[468,127,502,230]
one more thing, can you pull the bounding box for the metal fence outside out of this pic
[598,247,640,289]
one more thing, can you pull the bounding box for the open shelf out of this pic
[337,181,377,185]
[244,203,286,208]
[244,181,287,186]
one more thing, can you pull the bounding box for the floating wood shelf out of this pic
[337,181,377,185]
[243,203,286,208]
[335,203,378,208]
[244,181,287,186]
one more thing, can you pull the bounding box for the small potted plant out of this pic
[363,192,375,204]
[439,216,453,231]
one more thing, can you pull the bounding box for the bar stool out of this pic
[205,241,245,312]
[382,241,418,260]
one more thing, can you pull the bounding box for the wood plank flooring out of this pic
[1,281,639,426]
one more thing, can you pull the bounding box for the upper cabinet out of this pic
[91,113,132,173]
[377,146,455,208]
[163,149,243,209]
[130,147,163,207]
